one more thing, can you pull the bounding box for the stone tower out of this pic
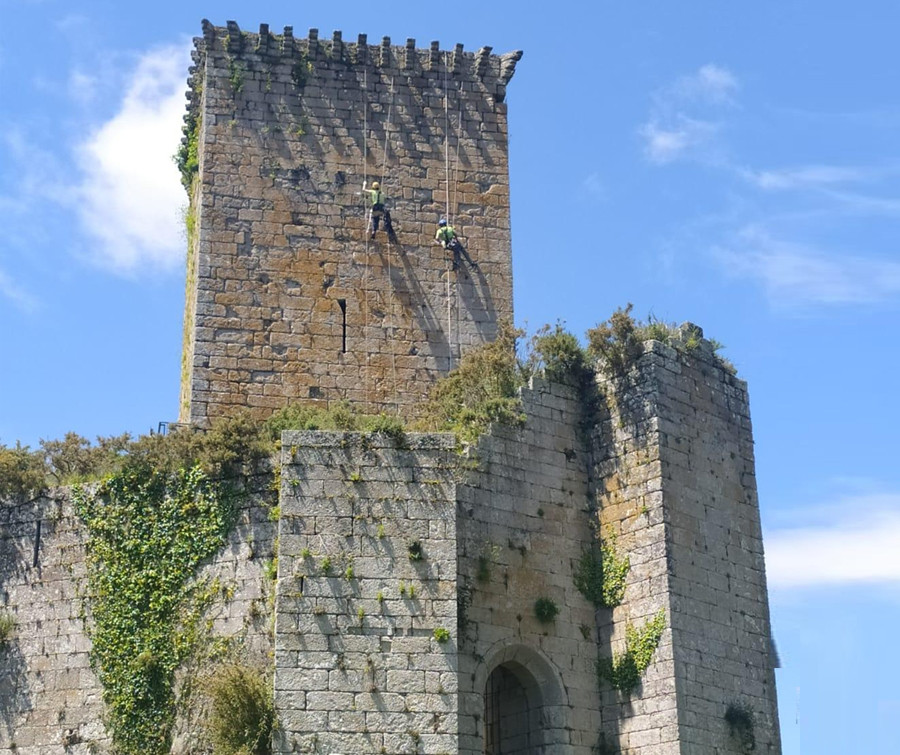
[179,20,521,426]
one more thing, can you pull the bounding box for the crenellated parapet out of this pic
[187,20,522,111]
[193,20,521,79]
[179,19,521,426]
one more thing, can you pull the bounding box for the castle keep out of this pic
[180,20,520,426]
[0,20,782,755]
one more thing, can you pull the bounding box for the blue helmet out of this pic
[438,218,448,226]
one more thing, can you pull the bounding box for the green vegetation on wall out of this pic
[586,303,736,376]
[724,703,756,753]
[73,464,237,755]
[205,664,275,755]
[0,612,15,646]
[175,112,201,192]
[573,531,631,609]
[414,321,525,443]
[534,597,559,624]
[597,609,666,693]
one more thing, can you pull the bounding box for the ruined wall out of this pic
[181,21,521,426]
[274,431,460,754]
[593,332,781,754]
[456,378,602,754]
[0,469,278,755]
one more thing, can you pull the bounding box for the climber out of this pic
[434,218,477,272]
[363,180,398,243]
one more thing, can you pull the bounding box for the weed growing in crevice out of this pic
[0,612,15,646]
[291,55,313,88]
[534,597,559,624]
[724,703,756,752]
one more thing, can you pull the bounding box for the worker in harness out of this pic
[434,218,478,271]
[363,181,398,243]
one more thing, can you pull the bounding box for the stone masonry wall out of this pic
[274,431,460,754]
[593,334,781,754]
[456,378,602,754]
[651,337,781,753]
[0,468,278,755]
[181,21,521,426]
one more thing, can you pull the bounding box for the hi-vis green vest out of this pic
[369,189,384,207]
[436,225,455,244]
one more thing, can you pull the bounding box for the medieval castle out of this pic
[0,20,781,755]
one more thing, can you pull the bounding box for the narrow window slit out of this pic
[338,299,347,353]
[33,520,42,568]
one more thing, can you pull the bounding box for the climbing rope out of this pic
[443,55,454,369]
[381,76,399,412]
[451,85,463,227]
[362,66,371,413]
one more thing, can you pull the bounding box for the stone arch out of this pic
[474,643,572,754]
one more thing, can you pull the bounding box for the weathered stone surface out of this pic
[180,23,520,426]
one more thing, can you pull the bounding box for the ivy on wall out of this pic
[597,609,666,693]
[573,531,630,609]
[74,464,236,755]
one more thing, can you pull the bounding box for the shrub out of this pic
[586,304,643,375]
[0,443,47,500]
[415,321,525,443]
[522,322,591,386]
[432,627,451,644]
[205,664,274,755]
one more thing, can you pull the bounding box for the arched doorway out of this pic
[483,662,539,754]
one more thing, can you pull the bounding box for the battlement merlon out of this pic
[189,19,522,99]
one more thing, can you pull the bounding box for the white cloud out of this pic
[640,117,718,164]
[583,172,606,201]
[712,227,900,305]
[72,43,190,274]
[639,64,738,164]
[766,494,900,588]
[673,63,739,104]
[0,267,38,312]
[743,165,872,191]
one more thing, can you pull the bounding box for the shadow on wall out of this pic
[0,500,41,739]
[0,637,30,740]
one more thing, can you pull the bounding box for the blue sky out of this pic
[2,1,898,751]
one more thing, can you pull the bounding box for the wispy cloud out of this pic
[741,165,874,191]
[0,267,38,313]
[766,494,900,588]
[640,117,719,164]
[72,43,190,274]
[639,64,738,164]
[582,172,606,202]
[672,64,739,104]
[712,226,900,305]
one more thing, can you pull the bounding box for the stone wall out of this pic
[457,378,602,754]
[593,333,781,754]
[181,21,522,426]
[274,431,460,754]
[0,468,278,755]
[2,336,782,754]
